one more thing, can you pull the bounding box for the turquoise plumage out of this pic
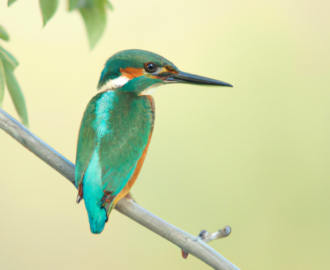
[76,91,154,233]
[75,50,232,234]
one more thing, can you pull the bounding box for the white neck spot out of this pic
[99,76,130,91]
[139,83,162,96]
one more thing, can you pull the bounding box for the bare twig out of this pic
[182,226,232,259]
[0,108,240,270]
[199,226,232,243]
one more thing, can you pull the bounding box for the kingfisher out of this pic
[75,49,232,234]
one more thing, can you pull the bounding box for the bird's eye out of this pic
[144,62,157,73]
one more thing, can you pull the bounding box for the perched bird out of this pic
[75,49,232,234]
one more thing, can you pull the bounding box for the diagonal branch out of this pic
[0,108,240,270]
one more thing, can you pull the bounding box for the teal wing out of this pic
[75,93,99,192]
[75,93,107,233]
[75,91,154,233]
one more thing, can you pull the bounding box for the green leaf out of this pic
[0,48,28,126]
[8,0,18,6]
[0,25,10,41]
[69,0,111,48]
[68,0,81,11]
[106,0,113,10]
[39,0,59,26]
[0,59,5,108]
[0,47,19,69]
[3,68,28,126]
[79,0,107,49]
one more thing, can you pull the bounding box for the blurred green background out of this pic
[0,0,330,269]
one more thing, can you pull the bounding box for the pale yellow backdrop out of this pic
[0,0,329,269]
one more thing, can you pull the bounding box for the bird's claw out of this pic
[125,192,137,203]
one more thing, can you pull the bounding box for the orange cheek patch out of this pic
[120,67,144,79]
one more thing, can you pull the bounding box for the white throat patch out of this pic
[99,76,130,92]
[139,83,162,96]
[99,76,161,96]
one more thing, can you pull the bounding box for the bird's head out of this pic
[98,49,232,95]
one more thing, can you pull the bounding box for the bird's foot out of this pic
[101,190,115,207]
[125,192,137,203]
[76,184,84,204]
[76,195,83,204]
[181,226,231,259]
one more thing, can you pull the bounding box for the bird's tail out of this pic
[82,183,108,234]
[87,206,108,234]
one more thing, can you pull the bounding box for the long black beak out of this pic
[164,71,233,87]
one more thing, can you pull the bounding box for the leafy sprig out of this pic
[1,0,113,126]
[0,26,28,126]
